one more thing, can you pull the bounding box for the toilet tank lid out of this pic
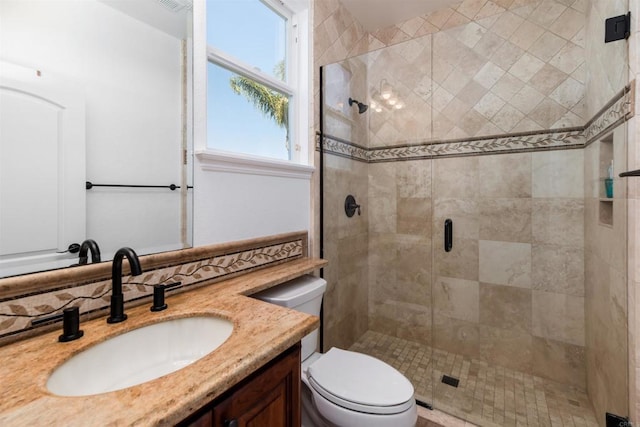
[253,275,327,308]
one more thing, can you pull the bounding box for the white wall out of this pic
[0,0,185,260]
[193,166,311,245]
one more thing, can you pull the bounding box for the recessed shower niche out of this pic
[599,133,614,226]
[597,125,626,227]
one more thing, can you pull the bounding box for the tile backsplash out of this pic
[0,232,307,344]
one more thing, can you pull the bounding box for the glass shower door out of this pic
[320,34,436,408]
[429,1,631,424]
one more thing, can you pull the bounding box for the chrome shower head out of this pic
[348,97,368,114]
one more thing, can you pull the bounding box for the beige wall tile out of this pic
[397,197,432,236]
[531,336,586,388]
[479,283,532,331]
[457,0,490,20]
[511,20,545,50]
[550,76,585,110]
[434,157,480,199]
[528,31,567,62]
[532,198,584,247]
[532,290,585,346]
[479,198,532,242]
[491,40,526,71]
[528,1,568,28]
[395,301,432,344]
[397,160,432,198]
[532,149,584,198]
[433,198,480,242]
[479,152,532,197]
[491,11,525,39]
[395,235,432,292]
[492,72,526,102]
[474,62,507,89]
[532,244,584,296]
[509,52,546,82]
[479,324,533,372]
[528,97,569,128]
[479,240,532,287]
[436,238,480,281]
[492,103,526,132]
[368,195,397,233]
[474,91,507,119]
[548,7,584,41]
[434,276,480,322]
[433,315,480,358]
[549,42,583,74]
[510,85,545,114]
[474,30,507,59]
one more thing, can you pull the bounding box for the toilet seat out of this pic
[306,348,415,415]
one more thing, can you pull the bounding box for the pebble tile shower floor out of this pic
[349,331,599,427]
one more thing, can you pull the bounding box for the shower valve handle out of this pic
[348,202,361,215]
[345,195,361,217]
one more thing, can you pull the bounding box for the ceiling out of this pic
[100,0,192,38]
[338,0,460,31]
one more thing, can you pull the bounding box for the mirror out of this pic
[0,0,193,278]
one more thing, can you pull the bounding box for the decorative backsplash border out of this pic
[319,84,634,162]
[0,231,307,342]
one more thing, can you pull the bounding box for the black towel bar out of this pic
[619,169,640,177]
[85,181,193,190]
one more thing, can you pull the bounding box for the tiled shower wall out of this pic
[322,154,369,350]
[316,0,633,415]
[367,0,587,146]
[314,0,370,351]
[368,160,433,345]
[365,150,587,388]
[434,151,585,387]
[584,126,629,420]
[583,0,631,422]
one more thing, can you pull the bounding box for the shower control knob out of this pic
[345,195,361,217]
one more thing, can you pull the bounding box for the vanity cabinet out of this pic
[181,343,301,427]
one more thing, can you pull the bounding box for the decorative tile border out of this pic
[0,233,305,341]
[320,85,633,162]
[584,86,633,145]
[317,134,369,162]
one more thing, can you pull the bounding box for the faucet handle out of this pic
[150,285,168,312]
[59,307,84,342]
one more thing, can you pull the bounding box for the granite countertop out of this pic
[0,257,327,426]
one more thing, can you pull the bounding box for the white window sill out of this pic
[195,149,314,179]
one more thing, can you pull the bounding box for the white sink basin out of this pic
[47,316,233,396]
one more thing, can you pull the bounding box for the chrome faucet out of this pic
[107,247,142,324]
[78,239,101,265]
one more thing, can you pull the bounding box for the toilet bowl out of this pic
[253,275,417,427]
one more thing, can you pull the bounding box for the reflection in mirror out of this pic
[0,0,193,278]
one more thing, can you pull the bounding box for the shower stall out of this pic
[320,1,631,425]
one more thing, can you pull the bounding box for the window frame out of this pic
[201,0,309,168]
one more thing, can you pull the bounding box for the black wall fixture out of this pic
[605,12,631,43]
[444,219,453,252]
[86,181,193,191]
[344,195,361,217]
[605,412,629,427]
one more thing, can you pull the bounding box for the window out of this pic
[206,0,303,163]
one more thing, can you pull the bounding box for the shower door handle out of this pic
[444,219,453,252]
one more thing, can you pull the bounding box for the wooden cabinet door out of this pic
[212,344,301,427]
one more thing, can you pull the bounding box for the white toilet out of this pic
[254,275,417,427]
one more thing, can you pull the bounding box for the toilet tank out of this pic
[253,275,327,361]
